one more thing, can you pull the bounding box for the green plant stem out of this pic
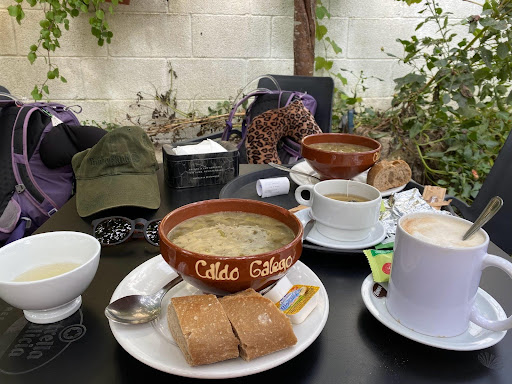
[415,144,451,175]
[463,0,484,6]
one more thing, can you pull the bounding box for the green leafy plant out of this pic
[362,0,512,201]
[7,0,119,100]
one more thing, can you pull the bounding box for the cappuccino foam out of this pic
[402,214,486,248]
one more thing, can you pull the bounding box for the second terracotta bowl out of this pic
[158,199,303,295]
[301,133,382,180]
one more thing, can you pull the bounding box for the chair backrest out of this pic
[462,130,512,253]
[254,74,334,133]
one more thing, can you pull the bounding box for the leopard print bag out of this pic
[222,76,320,164]
[245,99,322,164]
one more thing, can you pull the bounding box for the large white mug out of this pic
[386,212,512,337]
[295,180,381,241]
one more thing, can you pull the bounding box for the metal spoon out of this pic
[268,162,321,182]
[105,275,183,324]
[462,196,503,240]
[303,219,315,240]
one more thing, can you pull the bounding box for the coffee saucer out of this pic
[302,212,386,250]
[361,274,508,351]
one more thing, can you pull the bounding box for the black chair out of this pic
[173,75,334,162]
[448,131,512,254]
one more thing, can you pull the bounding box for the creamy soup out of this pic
[309,142,372,153]
[325,193,369,202]
[167,212,295,257]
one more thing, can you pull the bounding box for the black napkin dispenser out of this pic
[162,141,239,189]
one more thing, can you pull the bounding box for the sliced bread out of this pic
[167,294,239,366]
[219,290,297,361]
[367,159,412,192]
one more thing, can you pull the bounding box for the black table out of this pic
[1,165,512,383]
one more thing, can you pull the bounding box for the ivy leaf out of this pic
[314,56,333,71]
[8,4,25,24]
[27,51,37,64]
[327,37,342,54]
[42,85,49,95]
[60,76,67,83]
[31,86,42,101]
[335,73,348,85]
[316,5,329,20]
[315,24,327,41]
[96,9,105,20]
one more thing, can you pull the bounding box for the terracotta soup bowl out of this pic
[301,133,382,180]
[159,199,303,295]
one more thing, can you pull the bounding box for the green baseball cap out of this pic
[72,126,160,217]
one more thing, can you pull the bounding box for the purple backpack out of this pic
[222,76,317,164]
[0,95,79,245]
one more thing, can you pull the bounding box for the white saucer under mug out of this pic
[306,221,386,250]
[294,207,386,250]
[361,274,507,351]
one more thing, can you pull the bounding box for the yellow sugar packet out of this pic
[363,249,393,283]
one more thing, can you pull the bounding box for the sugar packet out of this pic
[363,249,393,283]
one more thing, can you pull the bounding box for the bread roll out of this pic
[167,294,239,366]
[367,160,411,192]
[220,289,297,361]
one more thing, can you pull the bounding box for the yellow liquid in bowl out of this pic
[13,262,81,282]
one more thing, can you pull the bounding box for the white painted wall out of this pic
[0,0,481,126]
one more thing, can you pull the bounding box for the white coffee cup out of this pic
[295,180,381,241]
[386,212,512,337]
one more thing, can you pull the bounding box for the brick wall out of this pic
[0,0,481,125]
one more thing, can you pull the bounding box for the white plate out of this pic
[361,274,507,351]
[289,161,322,186]
[290,161,406,197]
[108,256,329,379]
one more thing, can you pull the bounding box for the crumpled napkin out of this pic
[173,139,227,155]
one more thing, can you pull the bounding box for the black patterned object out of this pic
[163,144,239,189]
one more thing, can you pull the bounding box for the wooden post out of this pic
[294,0,317,76]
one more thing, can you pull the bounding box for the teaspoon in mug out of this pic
[105,275,183,324]
[462,196,503,241]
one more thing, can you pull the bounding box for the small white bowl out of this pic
[0,231,100,324]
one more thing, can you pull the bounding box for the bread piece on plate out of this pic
[367,159,412,192]
[167,294,239,366]
[219,290,297,361]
